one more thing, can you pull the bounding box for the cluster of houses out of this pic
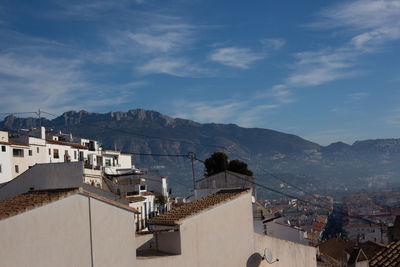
[0,127,399,266]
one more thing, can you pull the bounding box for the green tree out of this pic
[204,152,228,176]
[204,152,253,177]
[228,159,253,176]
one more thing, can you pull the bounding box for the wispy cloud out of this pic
[261,38,285,50]
[127,23,195,54]
[314,0,400,51]
[269,0,400,104]
[384,108,400,127]
[348,92,369,102]
[174,100,245,123]
[303,129,353,146]
[210,47,265,69]
[137,57,207,77]
[173,99,279,127]
[286,48,358,87]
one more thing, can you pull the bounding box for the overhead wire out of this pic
[3,111,386,225]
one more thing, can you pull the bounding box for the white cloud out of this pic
[137,57,206,77]
[303,129,353,146]
[127,24,193,53]
[261,38,285,50]
[236,104,279,127]
[210,47,264,69]
[173,99,279,128]
[315,0,400,51]
[384,108,400,127]
[174,100,245,123]
[348,92,369,101]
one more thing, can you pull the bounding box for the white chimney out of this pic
[41,126,46,140]
[69,133,73,142]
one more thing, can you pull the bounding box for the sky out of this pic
[0,0,399,145]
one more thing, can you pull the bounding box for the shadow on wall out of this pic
[247,253,262,267]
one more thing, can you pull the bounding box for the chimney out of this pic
[40,126,46,140]
[69,133,73,142]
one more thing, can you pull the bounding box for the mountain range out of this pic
[2,109,400,198]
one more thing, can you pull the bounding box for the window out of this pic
[29,150,32,156]
[74,151,77,160]
[105,159,111,166]
[0,164,2,173]
[1,145,5,152]
[53,149,59,159]
[49,148,51,155]
[13,149,24,157]
[37,147,39,153]
[15,165,19,173]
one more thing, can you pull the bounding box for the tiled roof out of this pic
[148,189,250,226]
[318,238,356,263]
[369,240,400,267]
[0,187,139,221]
[46,139,88,149]
[358,241,386,259]
[127,196,147,203]
[0,188,79,220]
[142,191,155,196]
[0,140,29,147]
[343,223,380,229]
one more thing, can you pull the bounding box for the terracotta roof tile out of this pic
[46,139,88,149]
[0,188,139,221]
[148,189,250,226]
[0,140,29,147]
[0,188,79,220]
[127,196,147,203]
[369,240,400,267]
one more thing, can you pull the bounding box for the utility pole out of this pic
[188,152,196,190]
[37,109,41,128]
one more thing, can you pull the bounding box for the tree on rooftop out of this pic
[204,152,253,177]
[204,152,228,177]
[228,159,253,176]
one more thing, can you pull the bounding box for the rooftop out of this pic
[0,140,29,147]
[46,139,88,149]
[148,189,249,226]
[0,187,139,221]
[0,188,79,220]
[369,240,400,267]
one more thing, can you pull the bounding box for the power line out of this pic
[225,170,380,225]
[130,152,189,158]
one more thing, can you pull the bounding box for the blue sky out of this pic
[0,0,400,145]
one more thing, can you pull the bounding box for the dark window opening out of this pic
[13,149,24,157]
[53,149,59,159]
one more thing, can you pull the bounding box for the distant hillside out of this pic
[2,109,400,197]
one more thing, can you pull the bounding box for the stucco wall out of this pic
[0,194,92,267]
[253,233,317,267]
[138,192,255,267]
[90,197,136,267]
[119,154,132,169]
[0,194,137,267]
[0,143,12,183]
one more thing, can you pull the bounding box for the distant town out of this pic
[0,125,399,266]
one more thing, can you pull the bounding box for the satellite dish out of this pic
[263,248,279,264]
[264,248,273,263]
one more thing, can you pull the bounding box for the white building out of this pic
[0,127,137,186]
[0,187,318,267]
[343,223,389,244]
[254,215,309,245]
